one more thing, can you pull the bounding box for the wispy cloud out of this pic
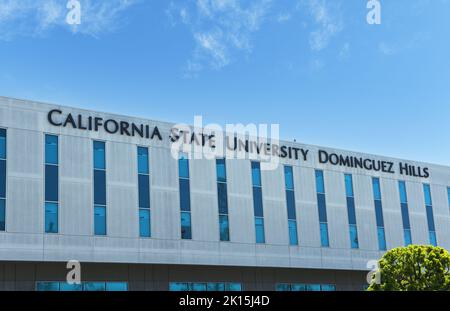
[167,0,273,75]
[0,0,138,40]
[298,0,343,52]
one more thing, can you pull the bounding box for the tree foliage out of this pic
[368,245,450,291]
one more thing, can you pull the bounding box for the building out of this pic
[0,96,449,291]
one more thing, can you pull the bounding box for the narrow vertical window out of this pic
[423,184,437,246]
[138,147,151,237]
[45,135,59,233]
[216,159,229,241]
[252,162,265,243]
[93,141,106,236]
[179,154,192,239]
[315,170,329,247]
[284,166,298,245]
[345,174,358,249]
[0,128,6,231]
[372,178,386,250]
[398,181,412,246]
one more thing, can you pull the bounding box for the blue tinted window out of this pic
[207,283,225,291]
[423,184,432,206]
[178,156,189,178]
[255,217,265,243]
[219,214,230,241]
[60,283,83,291]
[94,170,106,205]
[0,199,5,231]
[291,284,307,291]
[429,231,437,246]
[276,284,291,291]
[374,200,384,227]
[252,187,264,217]
[36,282,60,291]
[94,206,106,235]
[320,222,329,247]
[139,209,151,237]
[106,282,128,291]
[372,178,381,201]
[315,170,325,194]
[218,183,228,214]
[307,284,321,291]
[181,211,192,239]
[251,162,261,187]
[286,190,296,220]
[344,174,354,197]
[399,181,408,204]
[321,285,336,291]
[216,159,227,182]
[45,135,58,165]
[226,283,243,291]
[93,141,105,170]
[45,202,58,233]
[284,166,294,190]
[346,197,357,225]
[45,165,59,202]
[426,205,436,231]
[169,283,189,291]
[179,179,191,212]
[377,227,386,251]
[288,219,298,245]
[192,283,207,291]
[84,282,106,291]
[448,187,450,207]
[0,129,6,159]
[137,147,149,174]
[138,174,150,209]
[317,193,327,223]
[0,160,5,198]
[404,229,412,246]
[349,224,359,249]
[401,203,411,229]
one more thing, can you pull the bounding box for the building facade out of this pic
[0,96,449,291]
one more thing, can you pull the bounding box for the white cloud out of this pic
[0,0,138,40]
[168,0,273,74]
[299,0,343,51]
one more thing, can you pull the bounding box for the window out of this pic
[217,159,230,241]
[0,129,5,232]
[316,170,329,247]
[45,135,59,234]
[372,178,386,251]
[93,141,106,236]
[138,147,151,238]
[276,283,336,292]
[255,217,265,244]
[399,181,412,246]
[169,282,242,292]
[423,184,437,246]
[179,154,192,240]
[285,166,298,246]
[94,206,106,235]
[345,174,359,249]
[252,162,265,244]
[36,282,128,292]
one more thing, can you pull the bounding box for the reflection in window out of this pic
[169,282,242,291]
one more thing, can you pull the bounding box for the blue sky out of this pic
[0,0,449,165]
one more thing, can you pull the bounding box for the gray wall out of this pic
[0,96,449,273]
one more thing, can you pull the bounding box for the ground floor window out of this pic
[169,282,242,291]
[276,283,336,291]
[36,281,128,291]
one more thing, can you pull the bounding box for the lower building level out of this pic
[0,262,367,291]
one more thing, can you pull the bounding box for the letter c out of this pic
[48,109,63,126]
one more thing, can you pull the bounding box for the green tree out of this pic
[368,245,450,291]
